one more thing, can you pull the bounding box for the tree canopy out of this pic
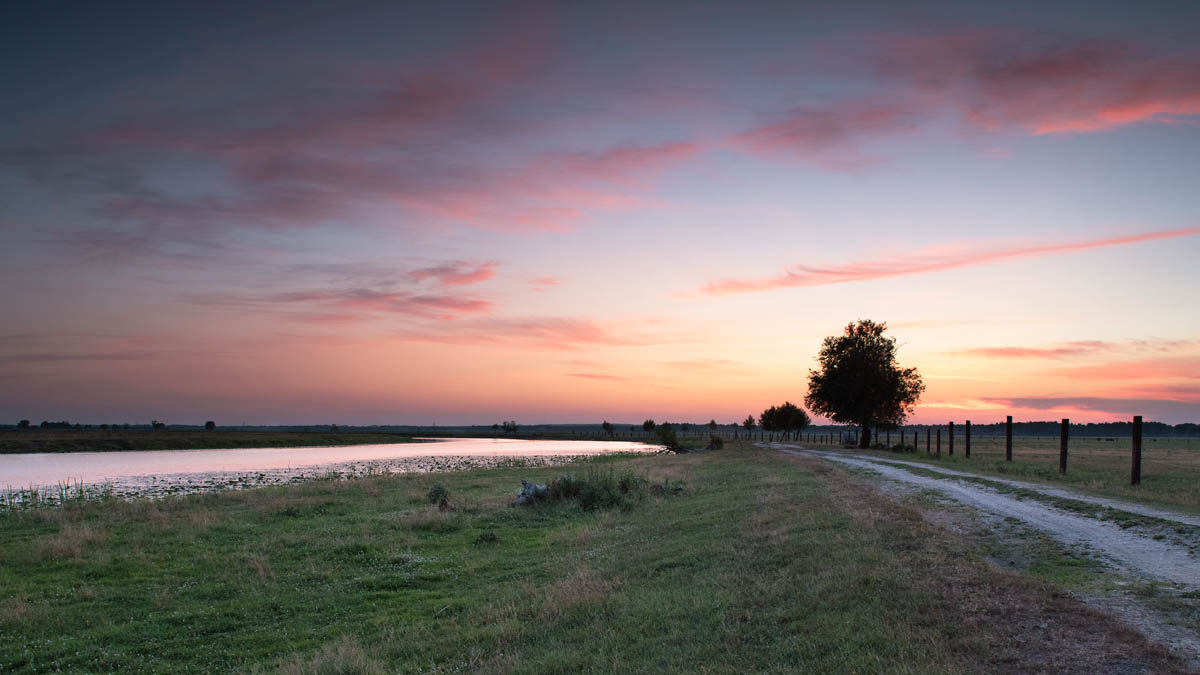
[805,320,924,448]
[759,401,811,433]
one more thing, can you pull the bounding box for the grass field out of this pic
[0,443,1181,673]
[0,430,418,454]
[849,434,1200,514]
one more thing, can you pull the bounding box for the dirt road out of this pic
[770,444,1200,588]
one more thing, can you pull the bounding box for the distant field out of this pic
[850,433,1200,514]
[0,430,418,454]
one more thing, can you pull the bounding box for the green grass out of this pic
[0,430,420,454]
[0,445,1181,673]
[857,435,1200,514]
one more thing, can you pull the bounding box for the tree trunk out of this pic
[859,423,871,448]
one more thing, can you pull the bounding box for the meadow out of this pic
[0,442,1181,673]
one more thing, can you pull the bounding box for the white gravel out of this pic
[771,444,1200,589]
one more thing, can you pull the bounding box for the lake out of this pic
[0,437,661,503]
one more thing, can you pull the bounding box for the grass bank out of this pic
[0,444,1182,672]
[0,430,419,454]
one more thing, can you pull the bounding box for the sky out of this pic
[2,0,1199,426]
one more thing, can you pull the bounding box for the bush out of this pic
[523,468,651,511]
[707,435,724,450]
[655,424,679,450]
[426,484,449,508]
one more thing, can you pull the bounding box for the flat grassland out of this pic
[0,443,1181,673]
[0,430,417,454]
[852,434,1200,514]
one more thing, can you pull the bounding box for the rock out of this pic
[513,479,548,506]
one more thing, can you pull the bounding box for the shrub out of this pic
[655,424,679,450]
[426,484,449,508]
[707,435,724,450]
[522,468,650,511]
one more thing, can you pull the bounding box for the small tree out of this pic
[492,423,500,432]
[707,419,718,432]
[742,415,756,430]
[204,420,216,431]
[601,420,614,436]
[17,419,30,430]
[642,419,656,432]
[655,422,678,449]
[151,420,166,430]
[502,420,518,433]
[805,320,924,448]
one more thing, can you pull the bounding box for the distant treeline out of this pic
[6,420,1199,437]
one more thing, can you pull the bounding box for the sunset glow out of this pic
[2,2,1199,426]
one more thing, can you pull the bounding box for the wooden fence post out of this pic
[1059,418,1069,474]
[926,428,931,454]
[1131,415,1142,486]
[948,421,954,456]
[1006,415,1013,462]
[886,428,891,447]
[936,427,941,456]
[965,420,971,458]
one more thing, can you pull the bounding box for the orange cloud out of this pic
[701,226,1200,295]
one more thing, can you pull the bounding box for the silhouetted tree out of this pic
[601,420,614,435]
[492,423,500,431]
[742,415,756,430]
[760,402,811,434]
[655,422,678,449]
[642,419,656,432]
[17,419,30,430]
[204,420,216,431]
[502,420,518,433]
[151,420,166,430]
[805,320,924,448]
[707,419,718,432]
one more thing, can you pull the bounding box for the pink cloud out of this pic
[879,33,1200,135]
[410,260,497,287]
[701,226,1200,295]
[732,100,919,168]
[569,373,630,381]
[957,339,1199,360]
[395,317,664,350]
[198,284,493,323]
[979,396,1200,421]
[530,276,562,290]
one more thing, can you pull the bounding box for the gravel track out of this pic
[770,443,1200,588]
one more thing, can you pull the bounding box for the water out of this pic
[0,437,661,503]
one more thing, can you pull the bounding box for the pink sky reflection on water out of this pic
[0,438,658,490]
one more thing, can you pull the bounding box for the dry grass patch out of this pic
[36,523,107,560]
[246,555,275,581]
[379,505,460,532]
[268,635,385,675]
[532,566,622,623]
[0,597,48,628]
